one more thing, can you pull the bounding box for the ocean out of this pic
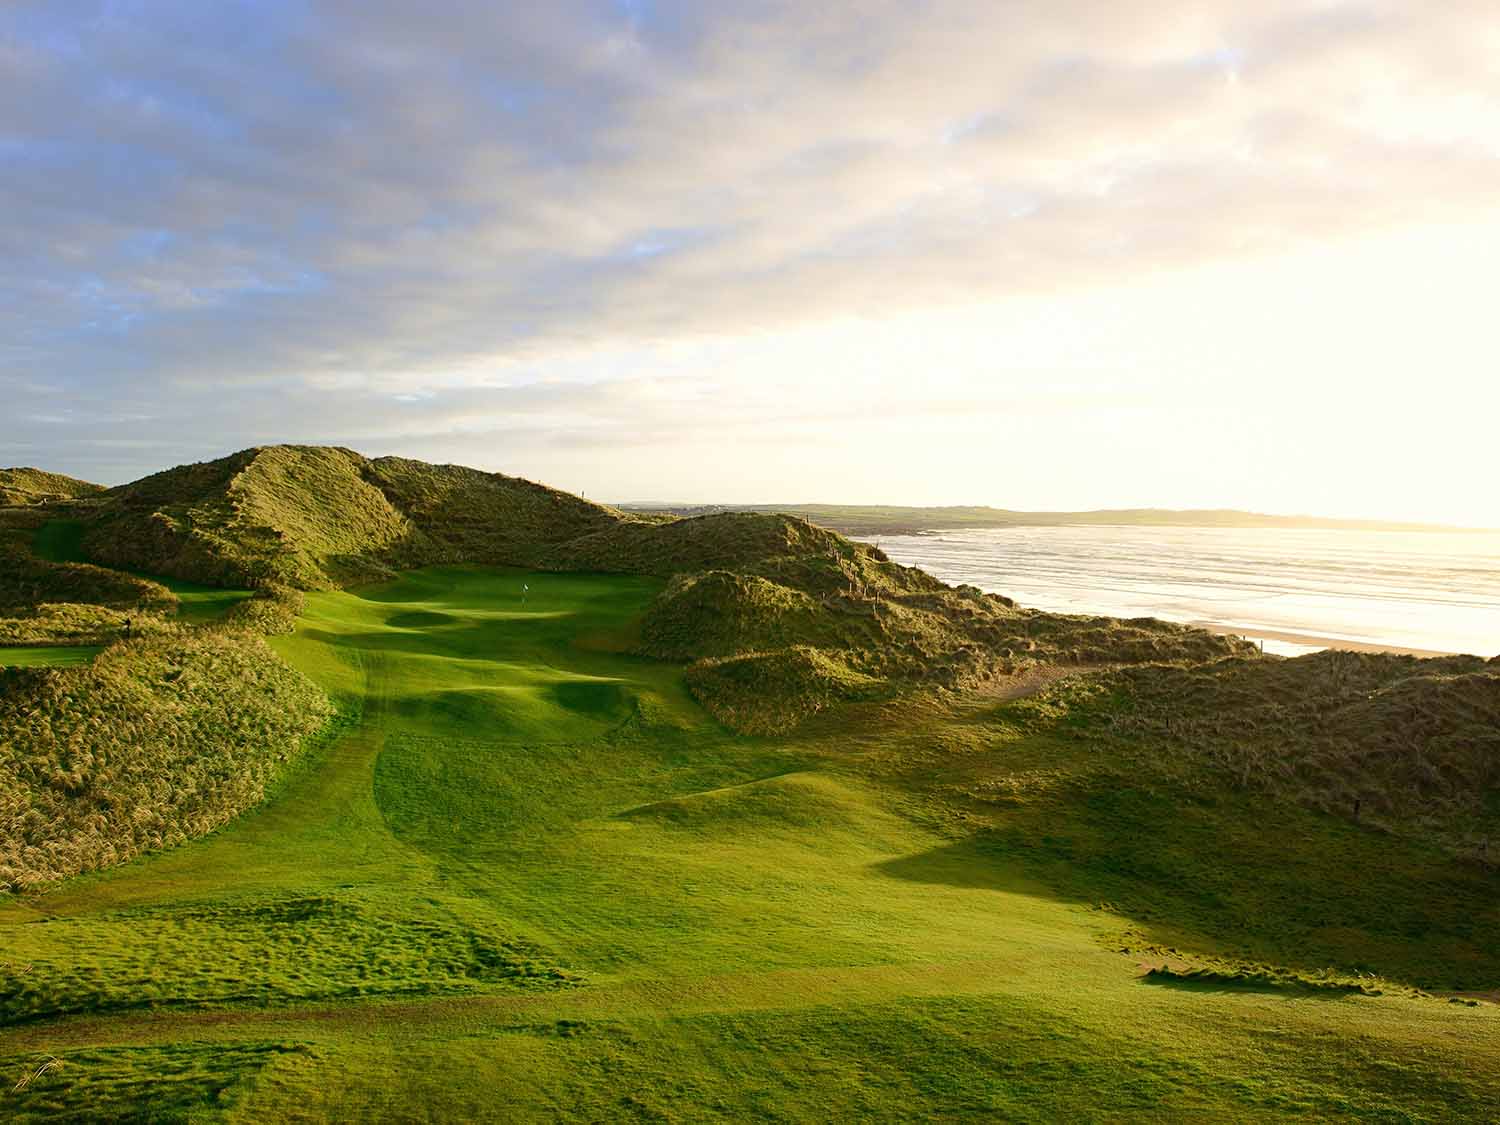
[860,525,1500,658]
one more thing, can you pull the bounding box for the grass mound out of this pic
[686,646,887,734]
[637,571,834,660]
[83,446,410,587]
[80,445,625,589]
[548,511,915,589]
[1099,651,1500,848]
[0,629,332,890]
[0,468,103,507]
[362,454,620,568]
[642,562,1255,731]
[619,770,868,834]
[215,585,307,636]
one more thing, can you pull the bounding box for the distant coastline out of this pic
[619,503,1486,539]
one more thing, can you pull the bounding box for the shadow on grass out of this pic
[387,610,460,629]
[1136,966,1369,1000]
[31,519,89,564]
[296,625,508,658]
[872,839,1053,897]
[872,782,1500,993]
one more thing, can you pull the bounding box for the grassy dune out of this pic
[81,446,622,588]
[2,566,1496,1119]
[0,469,102,508]
[0,629,331,889]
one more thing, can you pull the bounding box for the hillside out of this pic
[625,503,1476,537]
[0,468,103,507]
[5,445,1488,750]
[1103,651,1500,849]
[636,560,1251,732]
[81,445,622,588]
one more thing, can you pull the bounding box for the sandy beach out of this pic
[1192,623,1457,659]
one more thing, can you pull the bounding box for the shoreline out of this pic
[859,529,1498,662]
[1191,622,1459,659]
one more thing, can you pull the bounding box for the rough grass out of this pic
[80,446,622,589]
[362,453,622,569]
[639,561,1255,731]
[1140,963,1378,996]
[0,604,163,647]
[213,585,306,636]
[685,646,887,734]
[0,469,103,507]
[0,515,260,659]
[637,570,840,660]
[0,629,332,889]
[546,510,898,585]
[83,446,405,587]
[29,517,89,563]
[1075,652,1500,852]
[0,646,105,668]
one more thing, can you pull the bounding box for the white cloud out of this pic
[2,1,1498,520]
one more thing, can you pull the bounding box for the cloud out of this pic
[3,1,1499,516]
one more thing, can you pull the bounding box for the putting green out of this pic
[2,566,1496,1120]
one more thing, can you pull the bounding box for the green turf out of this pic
[2,565,1497,1120]
[30,518,89,564]
[158,576,255,623]
[0,645,103,667]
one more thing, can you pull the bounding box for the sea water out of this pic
[861,525,1500,658]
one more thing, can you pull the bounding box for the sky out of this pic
[4,1,1499,524]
